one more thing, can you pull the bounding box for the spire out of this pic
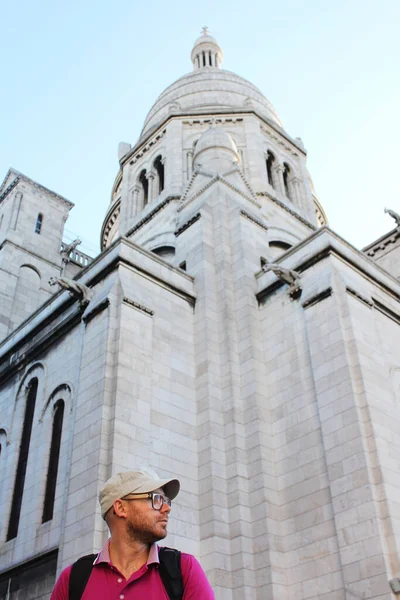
[191,28,223,71]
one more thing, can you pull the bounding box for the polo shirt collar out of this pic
[94,539,160,566]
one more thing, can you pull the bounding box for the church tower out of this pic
[0,169,73,338]
[1,31,400,600]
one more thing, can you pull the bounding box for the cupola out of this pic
[191,27,223,70]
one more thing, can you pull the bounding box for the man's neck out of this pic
[109,537,152,579]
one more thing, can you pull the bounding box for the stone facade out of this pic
[0,30,400,599]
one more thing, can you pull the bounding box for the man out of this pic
[51,469,214,599]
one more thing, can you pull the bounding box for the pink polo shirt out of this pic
[51,540,215,599]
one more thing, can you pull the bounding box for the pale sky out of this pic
[1,0,399,256]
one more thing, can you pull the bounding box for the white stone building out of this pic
[1,30,400,599]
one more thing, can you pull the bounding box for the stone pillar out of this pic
[131,185,140,217]
[290,176,302,208]
[273,164,285,196]
[147,171,155,203]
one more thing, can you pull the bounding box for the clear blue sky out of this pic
[1,0,399,255]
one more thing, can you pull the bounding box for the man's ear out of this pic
[113,499,128,518]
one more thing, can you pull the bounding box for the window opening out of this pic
[266,152,275,188]
[35,213,43,234]
[42,400,65,523]
[7,378,38,540]
[154,156,165,194]
[283,164,291,199]
[179,261,187,271]
[139,170,148,206]
[202,51,206,66]
[260,257,268,269]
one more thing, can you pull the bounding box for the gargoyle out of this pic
[48,276,93,307]
[384,208,400,226]
[60,238,82,263]
[262,262,302,297]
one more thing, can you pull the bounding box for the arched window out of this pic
[7,378,38,540]
[35,213,43,234]
[139,170,148,207]
[266,152,275,188]
[283,163,291,200]
[42,400,65,523]
[268,240,292,260]
[153,156,165,194]
[152,246,176,261]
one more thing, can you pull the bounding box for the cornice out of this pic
[362,227,400,257]
[256,227,400,306]
[122,109,305,169]
[240,210,268,232]
[1,169,74,209]
[175,212,201,237]
[125,196,180,238]
[121,129,167,168]
[257,191,316,230]
[261,124,300,157]
[0,176,20,204]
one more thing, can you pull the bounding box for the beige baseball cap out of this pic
[99,469,180,519]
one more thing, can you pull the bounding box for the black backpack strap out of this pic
[68,553,97,600]
[159,547,183,600]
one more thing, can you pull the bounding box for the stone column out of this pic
[131,185,140,217]
[273,164,285,196]
[147,170,155,203]
[290,176,302,208]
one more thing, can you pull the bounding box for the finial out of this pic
[201,26,209,35]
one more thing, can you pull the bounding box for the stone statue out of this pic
[262,262,301,297]
[60,238,82,263]
[384,208,400,226]
[48,276,93,307]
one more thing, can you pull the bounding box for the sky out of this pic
[1,0,399,256]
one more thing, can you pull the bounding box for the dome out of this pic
[140,30,282,139]
[193,125,240,173]
[194,125,239,161]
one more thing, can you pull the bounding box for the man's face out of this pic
[124,488,171,544]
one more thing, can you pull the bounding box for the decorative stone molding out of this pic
[257,191,316,230]
[178,172,261,213]
[126,196,180,238]
[183,117,243,127]
[346,287,373,308]
[122,296,154,316]
[240,210,268,232]
[0,176,20,204]
[261,125,299,156]
[373,298,400,325]
[128,129,166,165]
[24,173,74,208]
[363,228,400,257]
[83,297,110,324]
[302,287,333,309]
[175,213,201,237]
[102,202,121,249]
